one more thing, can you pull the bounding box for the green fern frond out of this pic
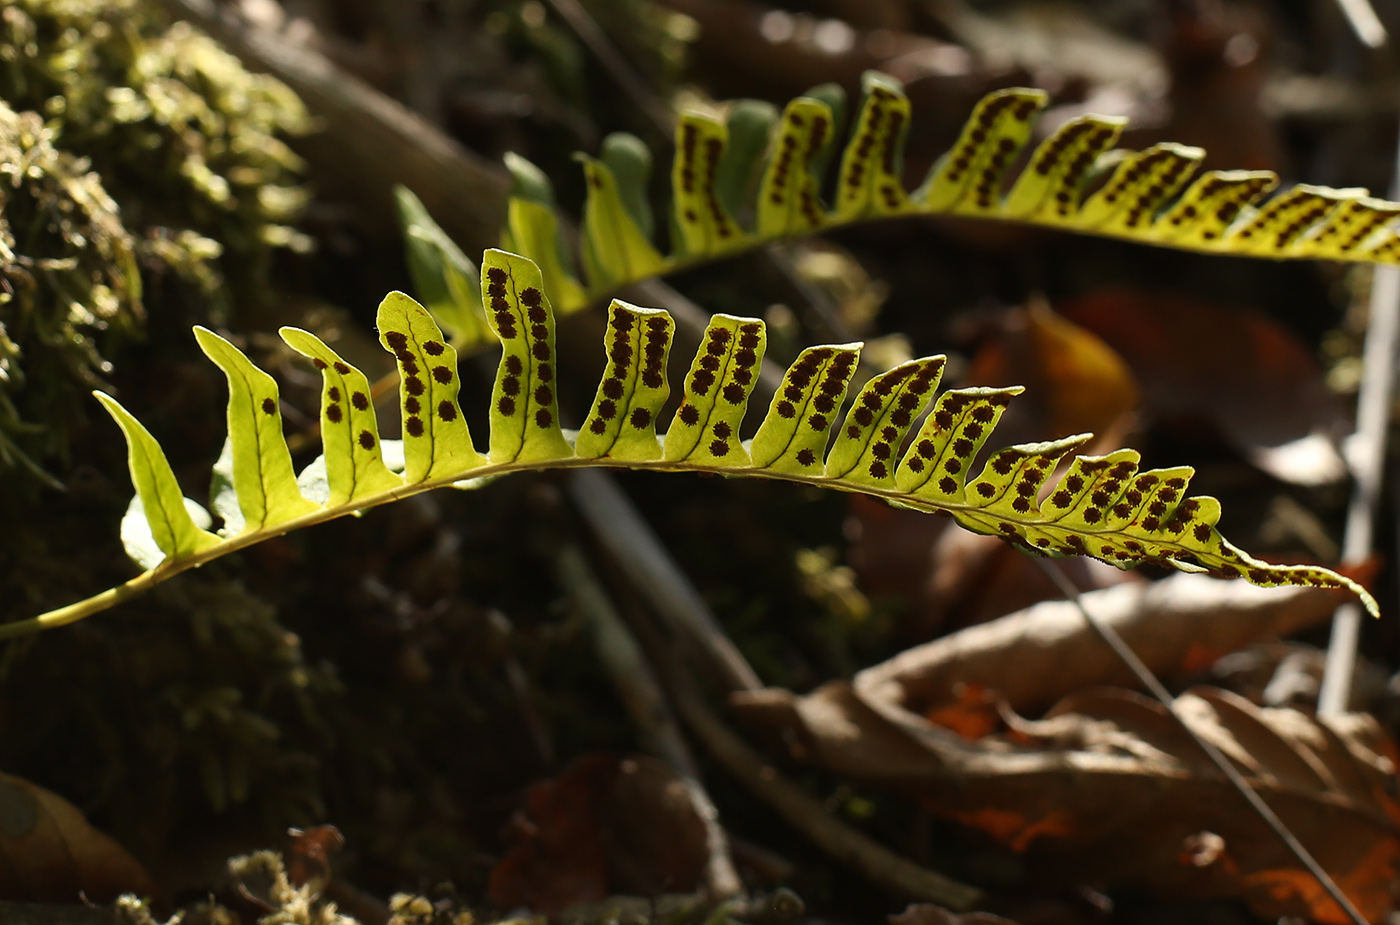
[3,250,1373,639]
[401,73,1400,348]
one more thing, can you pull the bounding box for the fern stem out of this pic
[4,443,1373,639]
[0,570,168,639]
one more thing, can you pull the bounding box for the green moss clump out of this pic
[0,0,311,478]
[1,0,312,288]
[0,100,140,478]
[0,575,341,855]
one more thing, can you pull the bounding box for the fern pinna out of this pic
[1,249,1373,639]
[402,72,1400,347]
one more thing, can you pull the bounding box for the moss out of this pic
[0,0,310,478]
[0,575,341,858]
[0,100,140,478]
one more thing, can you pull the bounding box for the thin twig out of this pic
[558,542,699,774]
[656,637,984,908]
[1035,559,1369,925]
[568,471,978,904]
[568,468,764,694]
[1319,127,1400,714]
[556,542,743,897]
[1333,0,1388,48]
[488,609,558,767]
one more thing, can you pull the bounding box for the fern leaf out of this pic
[193,327,319,531]
[757,97,835,238]
[375,292,487,481]
[94,392,222,567]
[385,70,1400,342]
[713,100,778,221]
[1003,114,1124,221]
[278,328,402,504]
[575,300,675,462]
[895,386,1022,501]
[602,132,657,238]
[962,434,1094,522]
[750,343,861,473]
[824,357,946,488]
[1303,195,1400,258]
[504,196,589,312]
[1229,184,1351,254]
[1078,143,1204,234]
[482,249,574,463]
[499,153,589,311]
[672,113,746,255]
[835,72,912,219]
[394,187,487,345]
[1154,171,1278,246]
[8,250,1377,640]
[922,88,1046,213]
[662,314,767,465]
[577,154,666,289]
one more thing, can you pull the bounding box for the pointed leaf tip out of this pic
[278,328,402,505]
[192,326,318,532]
[94,391,221,567]
[481,251,575,465]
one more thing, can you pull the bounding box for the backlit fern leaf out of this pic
[3,250,1374,639]
[401,72,1400,348]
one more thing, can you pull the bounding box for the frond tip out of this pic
[3,250,1375,640]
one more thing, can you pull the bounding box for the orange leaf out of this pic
[925,683,1000,740]
[1242,835,1400,924]
[947,807,1076,853]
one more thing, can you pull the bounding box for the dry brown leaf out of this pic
[0,772,156,902]
[487,754,709,913]
[734,678,1400,923]
[860,573,1347,718]
[286,824,344,899]
[924,683,1001,741]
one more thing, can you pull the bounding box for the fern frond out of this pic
[3,251,1374,640]
[401,73,1400,347]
